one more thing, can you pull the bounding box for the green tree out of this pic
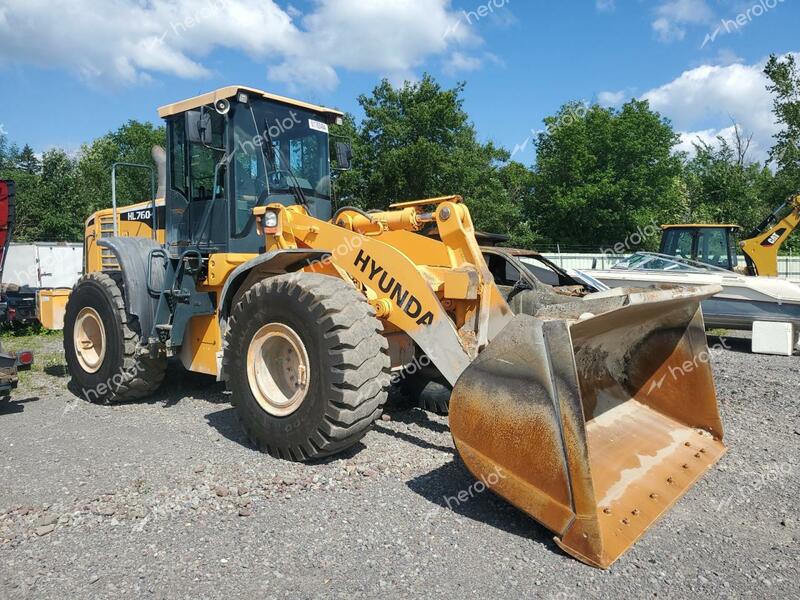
[0,133,20,172]
[683,129,774,233]
[764,54,800,196]
[15,144,41,175]
[0,131,9,169]
[333,75,530,239]
[13,149,83,242]
[529,100,685,251]
[77,120,166,217]
[1,121,164,242]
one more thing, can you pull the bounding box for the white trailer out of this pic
[2,242,83,289]
[1,242,83,329]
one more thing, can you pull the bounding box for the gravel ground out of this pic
[0,331,797,599]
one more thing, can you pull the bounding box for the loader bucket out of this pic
[449,285,727,568]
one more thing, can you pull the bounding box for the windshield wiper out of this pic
[262,126,308,208]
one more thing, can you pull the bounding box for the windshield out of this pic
[231,99,331,235]
[611,252,723,273]
[518,256,562,286]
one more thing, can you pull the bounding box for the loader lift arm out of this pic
[740,194,800,276]
[253,196,514,385]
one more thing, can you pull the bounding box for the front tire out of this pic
[224,273,391,461]
[63,272,166,404]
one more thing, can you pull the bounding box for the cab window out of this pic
[661,229,695,259]
[170,119,187,196]
[696,229,732,269]
[189,111,226,203]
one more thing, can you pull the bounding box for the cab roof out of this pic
[157,85,344,120]
[661,224,741,230]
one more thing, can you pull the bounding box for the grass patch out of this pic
[1,329,64,360]
[0,322,61,338]
[16,349,68,388]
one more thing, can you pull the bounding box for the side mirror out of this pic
[333,141,353,171]
[186,109,212,145]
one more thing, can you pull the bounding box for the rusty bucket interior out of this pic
[449,286,727,568]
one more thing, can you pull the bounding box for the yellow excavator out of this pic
[660,194,800,276]
[63,86,726,568]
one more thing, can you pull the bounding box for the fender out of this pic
[97,237,164,337]
[218,248,331,324]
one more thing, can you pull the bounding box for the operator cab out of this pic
[157,86,348,256]
[659,224,741,271]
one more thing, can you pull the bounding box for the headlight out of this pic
[263,211,279,229]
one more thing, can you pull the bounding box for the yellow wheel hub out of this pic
[246,323,310,417]
[74,307,106,374]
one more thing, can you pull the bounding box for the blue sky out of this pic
[0,0,796,163]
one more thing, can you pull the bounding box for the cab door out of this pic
[166,112,230,255]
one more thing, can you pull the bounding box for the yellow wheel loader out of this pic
[64,86,726,568]
[660,194,800,276]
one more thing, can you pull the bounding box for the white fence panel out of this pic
[543,253,800,283]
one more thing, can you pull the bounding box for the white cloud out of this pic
[598,90,627,106]
[651,0,715,42]
[596,0,616,12]
[443,52,483,75]
[640,55,800,162]
[675,125,766,160]
[0,0,479,91]
[711,48,744,66]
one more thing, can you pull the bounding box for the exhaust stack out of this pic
[151,145,167,200]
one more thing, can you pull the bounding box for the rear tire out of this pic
[397,375,452,415]
[63,272,166,404]
[224,273,391,461]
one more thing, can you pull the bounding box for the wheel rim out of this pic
[246,323,310,417]
[74,307,106,374]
